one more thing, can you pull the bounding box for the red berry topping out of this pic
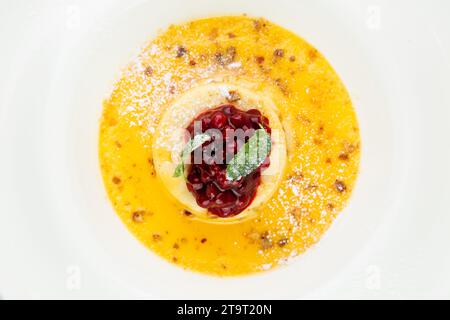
[185,104,271,217]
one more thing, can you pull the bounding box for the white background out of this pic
[0,0,449,299]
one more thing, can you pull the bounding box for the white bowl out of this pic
[1,0,449,299]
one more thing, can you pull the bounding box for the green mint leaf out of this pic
[180,133,211,159]
[173,133,211,178]
[173,163,184,178]
[226,128,271,181]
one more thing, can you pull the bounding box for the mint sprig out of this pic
[226,128,271,181]
[173,133,211,178]
[173,128,271,181]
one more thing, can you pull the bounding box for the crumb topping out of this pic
[100,16,360,276]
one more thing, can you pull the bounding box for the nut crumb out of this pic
[176,46,187,58]
[215,46,237,66]
[273,49,285,58]
[144,66,153,76]
[226,90,241,102]
[132,210,146,223]
[112,176,121,184]
[183,210,192,216]
[260,231,273,250]
[334,180,347,193]
[278,238,289,247]
[255,56,265,64]
[343,141,359,154]
[338,152,349,161]
[253,19,264,31]
[152,233,162,242]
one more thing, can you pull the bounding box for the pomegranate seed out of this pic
[249,116,261,124]
[230,113,245,127]
[236,195,249,208]
[247,109,261,116]
[191,182,203,191]
[215,191,236,206]
[205,183,220,199]
[222,105,236,115]
[201,117,211,129]
[198,167,212,183]
[196,194,211,208]
[183,104,271,217]
[211,111,227,129]
[187,123,194,135]
[187,171,200,184]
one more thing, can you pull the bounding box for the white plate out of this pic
[1,0,449,299]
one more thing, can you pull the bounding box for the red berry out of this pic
[250,116,261,124]
[191,182,203,191]
[222,105,236,115]
[211,111,227,129]
[236,194,250,207]
[198,167,212,183]
[183,104,270,217]
[215,191,236,207]
[247,109,261,116]
[205,183,220,200]
[230,113,245,127]
[201,117,211,129]
[187,171,200,184]
[263,125,271,134]
[196,194,211,208]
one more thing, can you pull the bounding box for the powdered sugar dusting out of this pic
[100,16,361,276]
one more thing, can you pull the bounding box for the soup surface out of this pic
[99,16,360,276]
